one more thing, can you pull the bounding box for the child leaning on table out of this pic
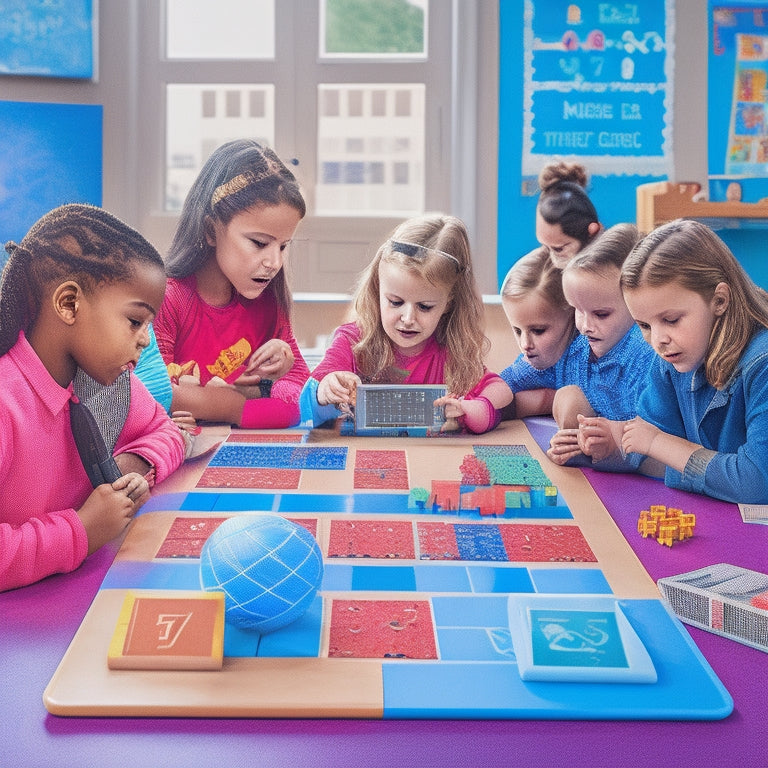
[153,139,310,429]
[616,218,768,503]
[300,214,513,433]
[541,223,657,469]
[0,204,185,592]
[499,245,577,418]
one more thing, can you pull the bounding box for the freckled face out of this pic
[378,261,451,357]
[562,266,634,359]
[502,292,574,369]
[536,211,584,270]
[623,282,720,373]
[207,203,302,301]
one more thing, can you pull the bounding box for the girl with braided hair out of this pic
[154,139,310,429]
[0,204,185,591]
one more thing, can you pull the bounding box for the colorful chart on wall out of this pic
[496,0,672,287]
[0,0,95,78]
[709,3,768,197]
[43,421,732,720]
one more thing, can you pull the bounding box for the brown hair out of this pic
[621,219,768,388]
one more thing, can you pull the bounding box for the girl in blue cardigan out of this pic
[620,218,768,503]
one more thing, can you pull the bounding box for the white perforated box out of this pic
[657,563,768,653]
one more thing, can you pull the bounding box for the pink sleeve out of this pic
[310,324,359,383]
[114,376,186,484]
[459,371,505,434]
[0,509,88,592]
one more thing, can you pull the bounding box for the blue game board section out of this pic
[151,491,573,520]
[454,524,507,561]
[382,599,733,720]
[209,444,348,470]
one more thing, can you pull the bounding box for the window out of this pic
[139,0,469,293]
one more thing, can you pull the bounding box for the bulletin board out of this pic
[0,0,96,79]
[497,0,674,284]
[709,3,768,199]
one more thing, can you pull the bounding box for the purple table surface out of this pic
[2,419,766,768]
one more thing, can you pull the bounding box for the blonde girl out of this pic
[499,246,576,417]
[302,214,512,433]
[620,218,768,502]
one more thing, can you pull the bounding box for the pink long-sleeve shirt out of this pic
[154,276,309,404]
[307,322,504,433]
[0,332,185,592]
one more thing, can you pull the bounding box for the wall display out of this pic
[522,0,673,178]
[0,0,95,78]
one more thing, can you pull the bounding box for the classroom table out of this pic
[1,418,765,768]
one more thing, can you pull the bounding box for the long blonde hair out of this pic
[502,245,571,312]
[621,219,768,388]
[352,214,488,394]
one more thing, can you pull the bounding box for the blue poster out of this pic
[0,0,95,79]
[522,0,673,177]
[0,101,102,265]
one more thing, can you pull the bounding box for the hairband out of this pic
[210,157,284,207]
[388,239,462,272]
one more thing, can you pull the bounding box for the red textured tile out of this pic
[417,522,460,560]
[353,468,410,489]
[226,433,304,443]
[196,467,301,489]
[155,516,228,558]
[328,599,437,659]
[327,519,415,559]
[498,523,597,562]
[354,450,407,469]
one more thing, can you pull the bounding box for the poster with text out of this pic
[522,0,673,178]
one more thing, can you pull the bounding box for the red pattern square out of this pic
[328,599,437,659]
[327,519,415,559]
[196,466,301,489]
[498,523,597,563]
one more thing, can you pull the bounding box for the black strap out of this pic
[69,396,122,487]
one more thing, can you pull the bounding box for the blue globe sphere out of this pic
[199,514,324,633]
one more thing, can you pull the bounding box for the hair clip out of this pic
[388,239,462,271]
[210,157,284,208]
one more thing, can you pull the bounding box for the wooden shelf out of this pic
[636,181,768,233]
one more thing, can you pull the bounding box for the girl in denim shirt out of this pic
[620,219,768,503]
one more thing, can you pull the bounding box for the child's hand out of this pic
[576,414,622,462]
[76,476,145,555]
[317,371,361,406]
[546,428,582,465]
[172,410,201,458]
[433,393,464,432]
[238,339,294,384]
[622,416,660,457]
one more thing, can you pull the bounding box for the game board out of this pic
[43,421,732,720]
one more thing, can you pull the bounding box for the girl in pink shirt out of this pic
[154,139,310,429]
[302,214,513,433]
[0,204,185,592]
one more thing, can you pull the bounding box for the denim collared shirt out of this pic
[500,325,654,421]
[637,327,768,503]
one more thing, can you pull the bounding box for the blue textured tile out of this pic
[209,444,347,470]
[454,524,507,561]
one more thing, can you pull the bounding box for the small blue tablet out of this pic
[508,595,657,683]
